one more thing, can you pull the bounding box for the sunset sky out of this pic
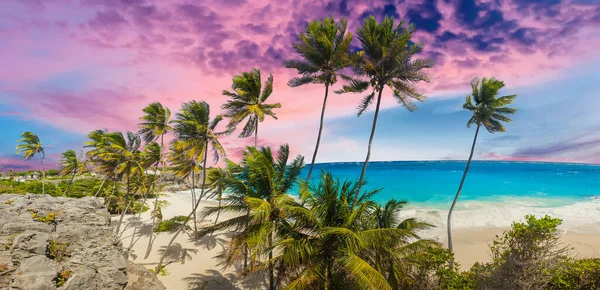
[1,0,600,170]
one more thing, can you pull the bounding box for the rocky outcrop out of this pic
[0,194,165,290]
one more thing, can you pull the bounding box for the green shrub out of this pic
[47,240,71,262]
[55,270,72,287]
[155,216,188,232]
[477,215,568,290]
[547,258,600,289]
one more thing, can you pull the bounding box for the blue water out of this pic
[299,161,600,207]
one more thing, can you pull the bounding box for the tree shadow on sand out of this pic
[188,231,230,251]
[183,269,267,290]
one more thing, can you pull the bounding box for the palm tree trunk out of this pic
[354,88,384,206]
[128,185,150,253]
[145,135,166,259]
[214,193,222,225]
[94,178,106,197]
[447,123,481,269]
[254,121,258,148]
[269,232,274,290]
[306,84,329,183]
[115,178,131,234]
[64,172,76,197]
[40,156,45,195]
[191,168,198,237]
[154,168,208,274]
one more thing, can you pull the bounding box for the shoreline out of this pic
[116,191,600,288]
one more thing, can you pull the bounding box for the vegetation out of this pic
[15,131,46,194]
[447,77,517,265]
[222,68,281,146]
[58,149,87,196]
[154,216,188,232]
[47,240,71,263]
[284,16,353,182]
[8,13,595,290]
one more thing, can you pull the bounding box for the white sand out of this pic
[115,191,600,289]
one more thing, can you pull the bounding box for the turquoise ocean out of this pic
[298,161,600,235]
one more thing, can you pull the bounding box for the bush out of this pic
[47,240,71,263]
[155,216,188,232]
[476,215,569,290]
[547,258,600,289]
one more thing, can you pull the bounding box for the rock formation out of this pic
[0,194,164,290]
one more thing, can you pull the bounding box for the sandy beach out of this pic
[115,191,600,289]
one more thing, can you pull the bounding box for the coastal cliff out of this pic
[0,194,165,290]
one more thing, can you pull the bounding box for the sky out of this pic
[1,0,599,171]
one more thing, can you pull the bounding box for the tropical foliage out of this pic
[222,68,281,146]
[16,131,46,194]
[58,149,87,196]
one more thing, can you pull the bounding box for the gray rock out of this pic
[0,194,165,290]
[124,262,166,290]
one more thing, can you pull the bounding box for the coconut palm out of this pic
[59,149,87,196]
[155,100,227,273]
[199,144,305,290]
[284,16,353,183]
[16,131,46,194]
[96,131,146,234]
[274,172,428,289]
[139,102,172,258]
[205,167,232,225]
[447,77,517,268]
[85,129,114,197]
[222,68,281,146]
[336,16,433,205]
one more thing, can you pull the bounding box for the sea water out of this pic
[299,161,600,234]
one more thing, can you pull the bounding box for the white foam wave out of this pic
[399,197,600,240]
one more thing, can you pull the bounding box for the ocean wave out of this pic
[399,198,600,240]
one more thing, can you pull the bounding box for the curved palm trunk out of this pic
[191,168,198,236]
[115,178,131,234]
[145,135,166,259]
[447,123,481,269]
[306,84,329,183]
[64,171,76,197]
[354,88,384,206]
[214,192,222,226]
[94,178,106,197]
[127,184,151,253]
[40,156,45,195]
[155,147,209,273]
[268,232,274,290]
[254,121,258,148]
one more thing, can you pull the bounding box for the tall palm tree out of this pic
[97,131,146,234]
[336,16,433,205]
[16,131,45,194]
[155,100,227,273]
[85,129,113,197]
[59,149,87,196]
[284,16,353,183]
[222,68,281,147]
[199,144,305,290]
[138,102,172,258]
[447,77,516,268]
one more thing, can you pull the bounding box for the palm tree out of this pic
[16,131,45,194]
[97,131,146,234]
[275,172,427,289]
[222,68,281,147]
[284,16,353,183]
[336,16,433,205]
[85,129,113,197]
[199,144,305,290]
[155,100,227,273]
[447,77,516,268]
[139,102,173,257]
[58,149,87,196]
[205,167,232,225]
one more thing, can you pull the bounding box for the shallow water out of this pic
[299,161,600,233]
